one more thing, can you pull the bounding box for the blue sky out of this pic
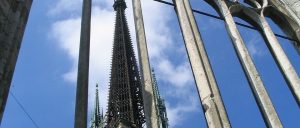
[1,0,299,128]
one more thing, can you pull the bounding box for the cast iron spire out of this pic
[106,0,145,127]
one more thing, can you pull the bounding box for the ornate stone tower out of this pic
[106,0,145,127]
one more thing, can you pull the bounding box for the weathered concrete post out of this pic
[173,0,224,127]
[260,17,300,106]
[74,0,91,128]
[240,0,300,106]
[131,0,159,127]
[258,15,300,106]
[183,0,230,127]
[0,0,32,125]
[211,0,282,127]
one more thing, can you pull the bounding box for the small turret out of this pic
[90,84,105,128]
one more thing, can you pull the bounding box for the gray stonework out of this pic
[205,0,283,127]
[173,0,228,127]
[183,0,230,127]
[280,0,300,19]
[0,0,32,125]
[269,0,300,53]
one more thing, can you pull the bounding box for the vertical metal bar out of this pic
[173,0,223,127]
[74,0,91,127]
[183,0,231,127]
[212,0,282,127]
[131,0,160,127]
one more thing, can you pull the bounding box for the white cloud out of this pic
[246,34,266,58]
[49,0,198,127]
[48,0,82,16]
[166,95,199,127]
[157,59,193,88]
[51,18,81,82]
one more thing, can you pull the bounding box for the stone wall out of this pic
[0,0,32,124]
[268,0,300,53]
[281,0,300,20]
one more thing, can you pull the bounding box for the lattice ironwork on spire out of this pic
[106,0,145,127]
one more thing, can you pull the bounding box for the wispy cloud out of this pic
[47,0,82,16]
[246,34,267,58]
[166,95,199,127]
[157,60,193,88]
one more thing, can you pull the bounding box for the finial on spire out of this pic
[113,0,127,11]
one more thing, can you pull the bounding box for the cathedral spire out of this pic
[106,0,145,127]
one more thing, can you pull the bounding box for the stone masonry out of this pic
[281,0,300,19]
[0,0,32,124]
